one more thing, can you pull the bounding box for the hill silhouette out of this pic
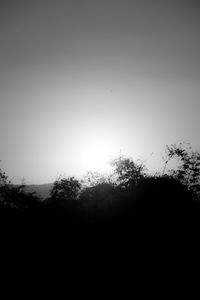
[24,183,53,199]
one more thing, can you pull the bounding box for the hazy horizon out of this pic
[0,0,200,184]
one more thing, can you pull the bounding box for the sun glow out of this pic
[79,138,120,174]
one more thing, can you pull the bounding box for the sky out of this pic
[0,0,200,184]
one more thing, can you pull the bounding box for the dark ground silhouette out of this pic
[1,175,199,234]
[0,144,200,242]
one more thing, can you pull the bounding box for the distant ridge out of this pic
[24,183,53,199]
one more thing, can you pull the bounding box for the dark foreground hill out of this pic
[1,176,200,273]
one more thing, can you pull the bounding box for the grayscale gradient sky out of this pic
[0,0,200,184]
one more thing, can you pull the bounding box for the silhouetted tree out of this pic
[0,165,41,213]
[0,165,9,197]
[3,184,41,211]
[110,155,146,189]
[0,165,9,187]
[163,143,200,199]
[50,176,82,202]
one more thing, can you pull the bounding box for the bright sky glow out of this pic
[77,137,121,174]
[0,0,200,184]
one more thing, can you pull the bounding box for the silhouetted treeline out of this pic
[0,143,200,234]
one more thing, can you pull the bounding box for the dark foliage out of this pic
[0,144,200,237]
[0,166,42,222]
[163,143,200,198]
[48,176,81,202]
